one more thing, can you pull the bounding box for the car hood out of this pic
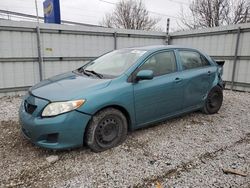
[30,72,111,101]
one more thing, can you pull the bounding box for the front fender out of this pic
[77,81,136,129]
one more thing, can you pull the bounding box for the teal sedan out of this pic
[19,45,224,152]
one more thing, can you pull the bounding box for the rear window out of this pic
[179,51,210,70]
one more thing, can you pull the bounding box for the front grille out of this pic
[24,100,37,114]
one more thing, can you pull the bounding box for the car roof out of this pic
[125,45,197,52]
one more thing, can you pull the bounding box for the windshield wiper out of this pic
[76,67,91,77]
[83,69,91,77]
[85,69,103,79]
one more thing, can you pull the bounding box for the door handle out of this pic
[207,71,211,75]
[174,77,182,83]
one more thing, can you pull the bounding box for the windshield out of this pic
[82,49,147,77]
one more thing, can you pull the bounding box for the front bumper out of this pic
[19,94,91,150]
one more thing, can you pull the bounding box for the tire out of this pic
[202,85,223,114]
[85,108,128,152]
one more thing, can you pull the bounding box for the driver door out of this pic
[133,50,183,127]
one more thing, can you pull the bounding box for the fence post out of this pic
[36,26,43,81]
[165,18,170,45]
[114,32,117,50]
[231,27,241,90]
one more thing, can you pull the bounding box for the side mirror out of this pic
[136,70,154,81]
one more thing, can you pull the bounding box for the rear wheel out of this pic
[85,108,128,152]
[202,86,223,114]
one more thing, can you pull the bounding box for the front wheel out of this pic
[85,108,128,152]
[202,86,223,114]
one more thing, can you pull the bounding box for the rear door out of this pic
[177,50,216,109]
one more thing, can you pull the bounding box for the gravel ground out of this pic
[0,90,249,188]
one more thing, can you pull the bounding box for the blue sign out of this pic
[43,0,61,24]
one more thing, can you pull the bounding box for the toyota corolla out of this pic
[19,45,224,152]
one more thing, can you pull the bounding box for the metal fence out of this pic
[0,20,250,97]
[170,23,250,92]
[0,20,166,96]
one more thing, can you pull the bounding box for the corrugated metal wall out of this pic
[0,20,166,96]
[170,23,250,91]
[1,20,250,97]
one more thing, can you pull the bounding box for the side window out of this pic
[139,51,177,76]
[179,51,210,70]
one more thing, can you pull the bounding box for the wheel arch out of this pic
[85,104,132,132]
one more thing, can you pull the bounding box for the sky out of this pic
[0,0,191,31]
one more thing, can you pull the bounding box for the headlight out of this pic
[42,99,85,117]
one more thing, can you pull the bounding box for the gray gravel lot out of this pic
[0,90,249,188]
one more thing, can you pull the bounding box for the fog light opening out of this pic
[46,133,58,143]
